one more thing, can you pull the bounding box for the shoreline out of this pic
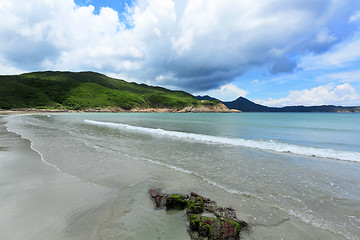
[0,116,117,240]
[0,108,241,114]
[1,113,358,239]
[0,101,240,114]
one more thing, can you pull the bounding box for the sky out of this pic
[1,0,360,106]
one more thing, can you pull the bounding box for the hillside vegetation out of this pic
[0,71,217,110]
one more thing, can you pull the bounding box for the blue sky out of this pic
[1,0,360,106]
[74,0,133,19]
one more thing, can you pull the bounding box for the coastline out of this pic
[0,102,240,114]
[0,115,117,240]
[1,112,359,239]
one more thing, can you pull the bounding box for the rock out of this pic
[189,215,243,240]
[166,194,189,210]
[149,189,168,208]
[149,189,249,240]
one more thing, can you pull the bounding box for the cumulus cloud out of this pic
[258,83,360,107]
[196,83,248,101]
[1,0,360,92]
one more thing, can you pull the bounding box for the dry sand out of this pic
[0,114,117,240]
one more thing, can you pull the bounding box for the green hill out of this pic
[0,71,215,110]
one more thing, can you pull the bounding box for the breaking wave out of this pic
[84,120,360,163]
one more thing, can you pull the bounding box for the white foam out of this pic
[85,120,360,163]
[126,154,256,198]
[133,154,355,239]
[282,207,356,240]
[4,116,94,184]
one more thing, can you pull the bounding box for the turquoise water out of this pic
[84,112,360,161]
[5,113,360,239]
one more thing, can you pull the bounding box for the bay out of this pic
[5,112,360,239]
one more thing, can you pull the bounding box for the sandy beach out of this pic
[0,114,117,240]
[1,112,359,240]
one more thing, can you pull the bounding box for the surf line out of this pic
[124,153,258,199]
[5,117,97,185]
[84,120,360,163]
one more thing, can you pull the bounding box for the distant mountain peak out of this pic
[224,96,269,112]
[222,96,360,112]
[195,95,219,101]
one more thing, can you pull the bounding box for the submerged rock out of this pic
[149,189,249,240]
[149,189,167,208]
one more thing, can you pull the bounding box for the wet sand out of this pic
[0,115,117,240]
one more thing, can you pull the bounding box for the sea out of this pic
[5,112,360,239]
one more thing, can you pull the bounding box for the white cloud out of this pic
[350,11,360,22]
[196,83,247,101]
[1,0,360,91]
[318,70,360,83]
[258,83,360,107]
[0,57,24,75]
[315,29,336,44]
[299,31,360,69]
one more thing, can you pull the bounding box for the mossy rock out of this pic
[187,199,205,214]
[189,215,215,238]
[189,215,244,240]
[149,190,249,240]
[166,194,188,210]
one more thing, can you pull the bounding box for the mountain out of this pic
[0,71,221,111]
[223,97,360,112]
[2,72,358,112]
[223,97,270,112]
[273,105,360,112]
[195,95,219,101]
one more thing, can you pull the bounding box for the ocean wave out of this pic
[124,154,257,198]
[4,116,90,184]
[130,155,354,239]
[84,120,360,163]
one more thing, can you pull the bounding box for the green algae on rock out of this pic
[149,189,249,240]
